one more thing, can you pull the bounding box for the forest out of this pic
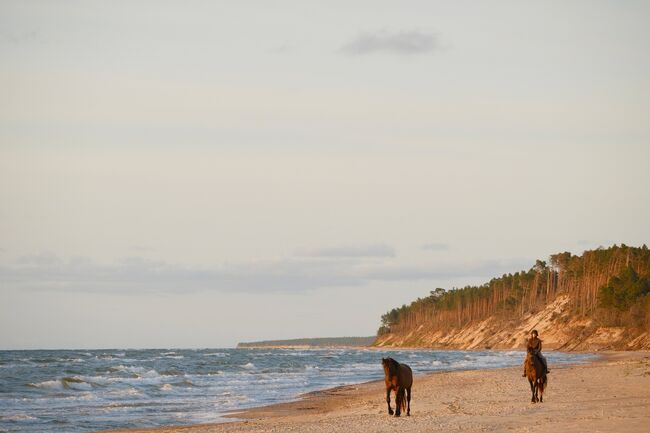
[377,245,650,336]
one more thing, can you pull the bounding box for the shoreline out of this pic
[224,348,609,421]
[95,350,650,433]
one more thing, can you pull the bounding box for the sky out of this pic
[1,1,649,349]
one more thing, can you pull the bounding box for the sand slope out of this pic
[375,295,650,351]
[99,352,650,433]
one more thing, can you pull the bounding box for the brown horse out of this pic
[524,347,547,403]
[382,357,413,417]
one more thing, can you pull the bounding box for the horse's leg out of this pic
[394,387,401,417]
[386,387,393,415]
[529,379,536,403]
[406,387,411,416]
[539,378,544,403]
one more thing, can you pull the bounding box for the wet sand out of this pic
[98,351,650,433]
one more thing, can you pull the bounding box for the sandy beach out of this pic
[97,351,650,433]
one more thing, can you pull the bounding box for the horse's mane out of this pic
[385,357,400,376]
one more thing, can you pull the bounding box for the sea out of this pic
[0,348,595,433]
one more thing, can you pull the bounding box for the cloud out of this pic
[0,253,533,294]
[421,243,450,252]
[296,244,395,259]
[0,256,355,293]
[341,30,437,55]
[16,251,62,266]
[0,29,38,44]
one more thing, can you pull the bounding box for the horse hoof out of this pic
[388,411,394,416]
[394,413,401,418]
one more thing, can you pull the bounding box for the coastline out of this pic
[95,350,650,433]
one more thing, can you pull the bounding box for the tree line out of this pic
[378,244,650,336]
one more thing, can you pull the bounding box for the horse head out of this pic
[382,357,399,376]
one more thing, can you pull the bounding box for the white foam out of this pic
[112,365,144,373]
[112,365,160,378]
[105,388,142,398]
[2,413,37,422]
[30,380,63,390]
[242,362,255,370]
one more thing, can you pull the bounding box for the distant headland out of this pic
[237,336,375,349]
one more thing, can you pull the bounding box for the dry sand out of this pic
[99,351,650,433]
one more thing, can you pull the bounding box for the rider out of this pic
[523,329,549,377]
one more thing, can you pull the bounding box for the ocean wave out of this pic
[110,365,161,378]
[241,362,255,370]
[97,352,128,361]
[1,413,38,422]
[62,376,94,390]
[65,357,86,363]
[104,388,143,398]
[171,378,196,387]
[28,379,63,390]
[159,369,185,376]
[28,377,94,391]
